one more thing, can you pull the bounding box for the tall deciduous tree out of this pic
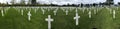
[21,0,25,5]
[106,0,113,4]
[11,0,15,4]
[31,0,36,4]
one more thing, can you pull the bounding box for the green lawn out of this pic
[0,7,120,29]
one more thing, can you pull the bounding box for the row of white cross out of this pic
[0,7,118,29]
[0,8,117,19]
[45,13,80,29]
[74,9,80,25]
[1,10,4,16]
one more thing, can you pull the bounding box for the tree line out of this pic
[0,0,120,7]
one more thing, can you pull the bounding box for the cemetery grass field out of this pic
[0,7,120,29]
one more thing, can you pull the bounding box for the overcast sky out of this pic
[0,0,120,5]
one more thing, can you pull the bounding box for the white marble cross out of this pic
[69,8,73,11]
[41,8,45,14]
[82,9,85,13]
[75,8,78,13]
[48,8,50,11]
[62,8,65,12]
[27,11,31,21]
[110,9,112,14]
[96,8,99,13]
[53,11,57,15]
[21,10,23,15]
[106,8,112,14]
[113,10,116,19]
[74,13,80,25]
[4,9,7,14]
[45,15,54,29]
[4,8,9,14]
[53,8,58,15]
[94,10,96,14]
[34,9,37,13]
[65,10,68,15]
[1,10,4,16]
[16,8,21,13]
[88,11,91,18]
[87,8,89,11]
[117,7,118,10]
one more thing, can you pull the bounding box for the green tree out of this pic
[11,0,15,5]
[20,0,25,5]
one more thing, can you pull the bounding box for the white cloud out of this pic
[114,0,120,4]
[0,0,11,3]
[37,0,107,5]
[3,0,120,5]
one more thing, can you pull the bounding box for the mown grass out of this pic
[0,7,120,29]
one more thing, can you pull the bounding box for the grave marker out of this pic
[21,10,23,15]
[65,10,68,15]
[27,11,31,21]
[74,10,80,25]
[1,10,4,16]
[41,8,45,14]
[82,8,85,13]
[88,11,91,18]
[45,15,54,29]
[110,9,112,14]
[94,9,96,14]
[53,8,58,15]
[113,10,116,19]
